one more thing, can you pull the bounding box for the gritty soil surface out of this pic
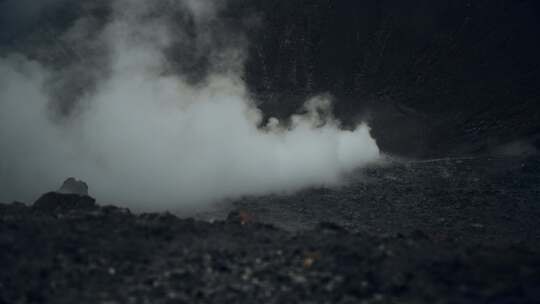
[228,156,540,246]
[1,156,540,303]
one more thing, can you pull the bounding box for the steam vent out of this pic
[1,1,539,303]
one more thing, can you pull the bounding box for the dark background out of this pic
[2,0,540,158]
[244,0,540,157]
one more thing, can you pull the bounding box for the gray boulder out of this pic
[57,177,89,196]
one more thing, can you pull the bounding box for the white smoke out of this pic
[0,0,380,211]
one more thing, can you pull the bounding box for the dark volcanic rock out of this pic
[33,192,97,213]
[1,198,539,304]
[1,156,539,303]
[230,156,540,247]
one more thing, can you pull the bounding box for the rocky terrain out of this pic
[2,155,539,303]
[2,1,540,303]
[227,156,540,246]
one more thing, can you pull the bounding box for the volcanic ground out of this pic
[2,1,540,303]
[1,155,539,303]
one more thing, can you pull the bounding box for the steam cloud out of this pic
[0,0,380,211]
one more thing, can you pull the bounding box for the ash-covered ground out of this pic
[2,1,540,303]
[222,156,540,246]
[2,155,539,303]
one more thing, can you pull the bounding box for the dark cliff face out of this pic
[2,0,539,158]
[244,0,540,157]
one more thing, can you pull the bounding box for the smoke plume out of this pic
[0,0,380,211]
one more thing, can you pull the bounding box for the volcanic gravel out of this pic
[1,156,540,303]
[227,156,540,246]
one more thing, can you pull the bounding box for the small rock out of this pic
[226,210,254,225]
[316,222,346,233]
[57,177,89,196]
[303,251,321,268]
[33,192,96,213]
